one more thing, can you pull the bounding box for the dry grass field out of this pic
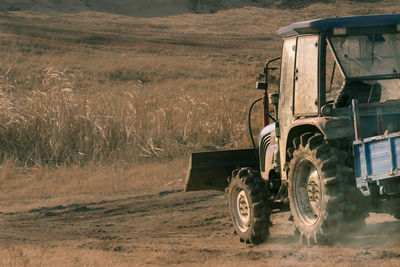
[0,0,400,265]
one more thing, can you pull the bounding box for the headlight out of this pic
[321,105,333,116]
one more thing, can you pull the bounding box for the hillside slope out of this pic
[0,0,388,17]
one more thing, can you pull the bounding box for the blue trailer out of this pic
[354,133,400,196]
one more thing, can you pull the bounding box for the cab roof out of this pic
[278,13,400,38]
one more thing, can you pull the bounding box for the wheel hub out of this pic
[237,191,250,224]
[307,169,321,215]
[294,160,322,226]
[231,189,251,232]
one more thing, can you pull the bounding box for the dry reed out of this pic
[0,67,258,165]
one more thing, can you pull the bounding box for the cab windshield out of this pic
[327,33,400,138]
[328,33,400,103]
[329,33,400,79]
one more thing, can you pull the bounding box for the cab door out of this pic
[278,37,296,180]
[278,35,319,180]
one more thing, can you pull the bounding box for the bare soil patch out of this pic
[1,190,399,266]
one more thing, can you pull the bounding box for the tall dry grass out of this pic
[0,7,275,167]
[0,66,260,165]
[1,1,396,167]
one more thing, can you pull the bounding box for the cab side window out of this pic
[294,35,319,115]
[325,43,345,103]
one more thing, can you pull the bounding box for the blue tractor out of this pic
[185,14,400,246]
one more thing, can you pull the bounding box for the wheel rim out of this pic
[293,159,322,226]
[231,189,250,232]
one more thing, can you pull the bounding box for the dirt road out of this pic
[1,190,400,266]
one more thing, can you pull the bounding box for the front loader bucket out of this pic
[184,148,258,192]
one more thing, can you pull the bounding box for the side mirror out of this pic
[269,93,279,106]
[269,93,279,122]
[256,82,267,90]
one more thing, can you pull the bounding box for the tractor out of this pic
[185,14,400,246]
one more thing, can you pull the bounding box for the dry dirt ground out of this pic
[0,190,400,266]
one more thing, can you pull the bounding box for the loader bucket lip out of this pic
[184,148,258,192]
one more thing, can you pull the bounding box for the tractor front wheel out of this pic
[227,168,272,244]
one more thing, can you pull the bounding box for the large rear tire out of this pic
[288,133,366,246]
[227,168,272,244]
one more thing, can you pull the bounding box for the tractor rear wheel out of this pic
[227,167,272,244]
[288,133,366,246]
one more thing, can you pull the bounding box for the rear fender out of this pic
[285,117,353,160]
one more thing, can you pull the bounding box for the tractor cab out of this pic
[263,14,400,182]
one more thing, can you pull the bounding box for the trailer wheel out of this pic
[288,133,363,246]
[227,167,272,244]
